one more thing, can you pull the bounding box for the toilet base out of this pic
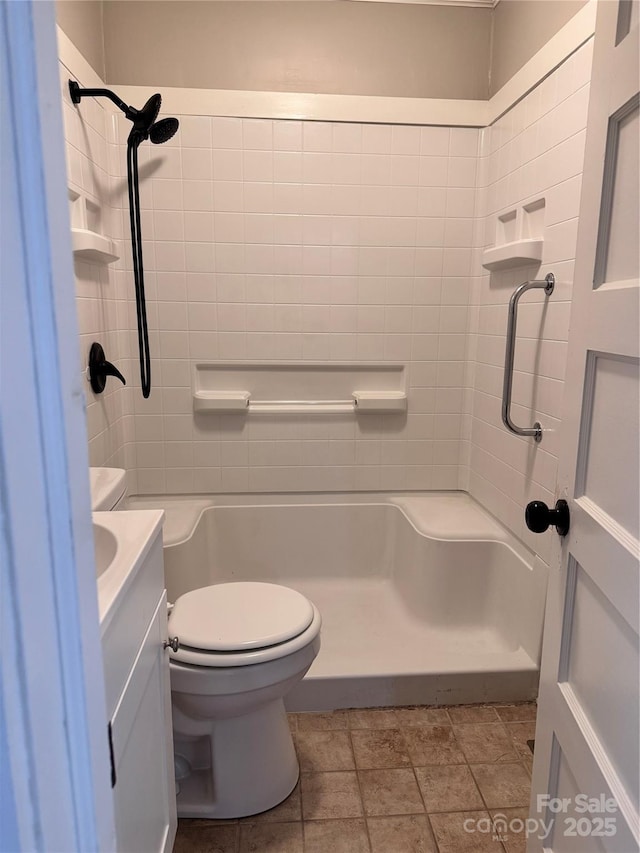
[172,696,299,819]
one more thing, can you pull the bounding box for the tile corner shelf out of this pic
[481,238,543,271]
[483,199,545,271]
[71,228,119,264]
[68,187,119,264]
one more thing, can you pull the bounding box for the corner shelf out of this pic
[481,238,543,271]
[68,188,119,265]
[482,198,545,272]
[71,228,119,264]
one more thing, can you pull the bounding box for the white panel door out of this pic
[528,2,639,852]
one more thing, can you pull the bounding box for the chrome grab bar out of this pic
[502,273,555,443]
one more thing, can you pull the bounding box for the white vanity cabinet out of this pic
[98,513,177,853]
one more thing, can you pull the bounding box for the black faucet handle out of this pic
[88,342,126,394]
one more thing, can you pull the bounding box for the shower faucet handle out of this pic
[525,499,570,537]
[88,342,126,394]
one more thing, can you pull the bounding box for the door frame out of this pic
[0,1,115,850]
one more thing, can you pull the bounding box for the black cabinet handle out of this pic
[88,342,126,394]
[525,499,570,537]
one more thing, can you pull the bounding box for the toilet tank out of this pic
[90,467,126,511]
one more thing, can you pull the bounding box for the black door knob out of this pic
[525,499,570,537]
[88,342,126,394]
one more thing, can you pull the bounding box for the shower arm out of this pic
[69,81,137,120]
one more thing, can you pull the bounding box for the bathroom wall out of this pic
[464,37,594,560]
[56,0,589,102]
[490,0,590,95]
[56,0,105,79]
[59,48,136,482]
[101,1,492,100]
[125,115,479,494]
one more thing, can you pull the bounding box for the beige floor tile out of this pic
[300,771,363,820]
[351,728,412,769]
[393,707,450,727]
[238,821,303,853]
[296,729,355,772]
[495,703,537,723]
[429,810,505,852]
[349,708,401,729]
[359,768,425,816]
[491,808,529,853]
[453,723,519,763]
[414,764,484,813]
[173,824,239,853]
[239,783,301,824]
[470,763,532,809]
[403,725,466,765]
[447,705,500,724]
[367,814,438,853]
[297,710,349,731]
[287,714,298,733]
[304,818,370,853]
[505,721,536,759]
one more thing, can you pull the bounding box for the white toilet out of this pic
[168,581,321,818]
[89,467,322,820]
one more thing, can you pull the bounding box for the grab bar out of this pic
[192,391,408,414]
[502,272,555,443]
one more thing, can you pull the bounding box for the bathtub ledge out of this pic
[389,494,510,543]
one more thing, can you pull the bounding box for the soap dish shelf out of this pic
[72,228,119,264]
[482,199,545,272]
[481,238,543,271]
[68,187,119,264]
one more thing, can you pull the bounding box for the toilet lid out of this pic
[169,582,315,652]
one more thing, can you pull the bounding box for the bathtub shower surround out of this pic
[122,118,479,495]
[465,38,593,560]
[61,30,594,555]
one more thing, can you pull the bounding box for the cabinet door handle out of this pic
[163,636,180,653]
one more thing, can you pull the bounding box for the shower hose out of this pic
[126,137,152,398]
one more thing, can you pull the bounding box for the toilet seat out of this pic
[169,582,321,667]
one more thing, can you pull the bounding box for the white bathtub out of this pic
[128,491,546,711]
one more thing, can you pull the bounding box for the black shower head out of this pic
[69,81,179,147]
[126,93,163,146]
[130,93,162,136]
[149,117,180,145]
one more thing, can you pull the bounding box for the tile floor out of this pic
[173,702,536,853]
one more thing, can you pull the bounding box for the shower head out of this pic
[149,117,180,144]
[69,81,179,146]
[130,93,162,136]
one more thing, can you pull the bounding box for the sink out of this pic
[93,520,118,578]
[92,509,164,627]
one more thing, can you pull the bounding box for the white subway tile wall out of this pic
[106,111,479,496]
[464,39,594,559]
[61,37,594,558]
